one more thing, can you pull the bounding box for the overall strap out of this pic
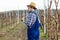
[32,10,41,27]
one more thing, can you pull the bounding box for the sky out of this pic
[0,0,60,12]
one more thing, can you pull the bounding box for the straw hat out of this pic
[27,2,36,9]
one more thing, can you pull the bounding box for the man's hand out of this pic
[21,16,25,22]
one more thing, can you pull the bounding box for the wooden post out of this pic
[43,0,47,34]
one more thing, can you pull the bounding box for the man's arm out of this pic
[24,13,36,26]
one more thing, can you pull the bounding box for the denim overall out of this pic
[27,11,41,40]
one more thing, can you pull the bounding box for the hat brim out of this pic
[27,5,36,9]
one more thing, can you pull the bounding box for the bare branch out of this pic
[54,0,59,6]
[48,0,52,9]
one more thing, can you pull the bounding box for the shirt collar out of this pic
[29,10,35,13]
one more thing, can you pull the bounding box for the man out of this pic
[23,2,41,40]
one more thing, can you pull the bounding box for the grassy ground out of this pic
[40,28,48,40]
[0,22,47,40]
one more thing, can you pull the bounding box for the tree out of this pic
[54,0,60,40]
[54,0,59,31]
[47,0,53,40]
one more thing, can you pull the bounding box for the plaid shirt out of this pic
[24,12,36,26]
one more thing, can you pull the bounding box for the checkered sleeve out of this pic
[24,13,36,26]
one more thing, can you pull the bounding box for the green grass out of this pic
[0,22,48,40]
[40,27,48,40]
